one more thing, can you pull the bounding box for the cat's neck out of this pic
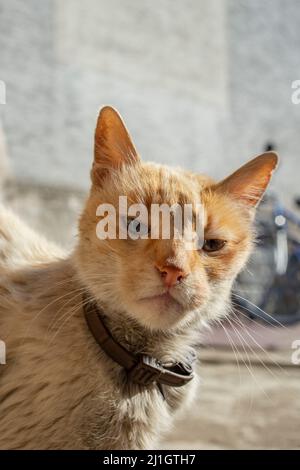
[78,282,200,366]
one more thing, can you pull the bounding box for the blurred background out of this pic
[0,0,300,450]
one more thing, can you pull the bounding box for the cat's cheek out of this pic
[202,243,252,282]
[174,283,210,312]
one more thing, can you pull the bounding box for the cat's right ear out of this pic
[215,152,278,208]
[92,106,140,185]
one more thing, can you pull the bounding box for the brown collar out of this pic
[83,294,195,389]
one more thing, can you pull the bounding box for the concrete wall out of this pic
[0,0,300,202]
[227,0,300,201]
[0,0,227,188]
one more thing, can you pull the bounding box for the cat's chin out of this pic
[123,293,198,331]
[139,291,180,308]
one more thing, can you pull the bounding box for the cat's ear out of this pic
[92,106,140,185]
[216,152,278,208]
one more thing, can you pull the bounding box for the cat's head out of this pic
[75,106,278,331]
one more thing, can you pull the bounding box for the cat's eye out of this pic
[127,218,150,239]
[202,239,227,253]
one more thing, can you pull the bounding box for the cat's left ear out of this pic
[216,152,279,208]
[92,106,140,185]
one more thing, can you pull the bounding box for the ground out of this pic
[162,349,300,449]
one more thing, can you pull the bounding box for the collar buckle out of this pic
[128,355,163,386]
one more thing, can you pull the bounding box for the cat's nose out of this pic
[155,264,187,288]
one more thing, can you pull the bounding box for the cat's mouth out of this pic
[138,287,204,315]
[139,291,183,309]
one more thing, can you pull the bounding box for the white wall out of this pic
[0,0,300,203]
[226,0,300,203]
[0,0,227,188]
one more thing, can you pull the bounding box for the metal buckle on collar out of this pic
[128,355,163,386]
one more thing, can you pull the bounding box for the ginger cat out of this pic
[0,107,277,449]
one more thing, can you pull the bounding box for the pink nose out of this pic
[155,265,186,288]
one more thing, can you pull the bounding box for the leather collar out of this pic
[83,294,195,389]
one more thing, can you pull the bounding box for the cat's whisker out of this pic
[46,287,91,334]
[229,307,267,338]
[217,319,242,377]
[20,282,84,337]
[21,271,114,334]
[228,313,286,377]
[218,319,255,414]
[47,298,90,346]
[231,295,284,329]
[232,292,287,329]
[231,300,277,330]
[226,316,275,399]
[225,315,271,400]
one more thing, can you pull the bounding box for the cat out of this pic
[0,106,278,449]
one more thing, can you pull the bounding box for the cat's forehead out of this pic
[98,162,213,211]
[126,162,202,206]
